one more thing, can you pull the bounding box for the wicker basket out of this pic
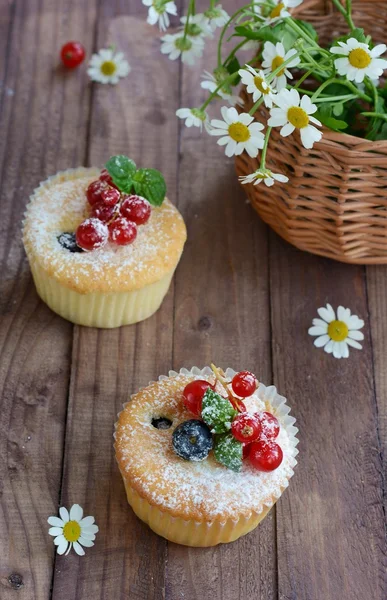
[235,0,387,264]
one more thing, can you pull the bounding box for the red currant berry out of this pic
[86,180,108,206]
[231,413,261,443]
[60,41,85,69]
[91,202,116,223]
[75,218,108,251]
[249,440,283,472]
[242,442,251,459]
[120,195,151,225]
[100,186,120,207]
[99,169,113,185]
[182,380,214,417]
[108,217,137,245]
[256,412,280,440]
[231,371,257,398]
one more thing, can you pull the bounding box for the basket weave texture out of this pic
[235,0,387,264]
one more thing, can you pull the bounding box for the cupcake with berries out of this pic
[22,156,186,327]
[115,365,298,547]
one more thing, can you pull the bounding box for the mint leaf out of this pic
[214,433,243,472]
[132,168,166,206]
[201,389,237,434]
[105,155,137,193]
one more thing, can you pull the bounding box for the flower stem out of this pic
[331,0,356,30]
[310,77,372,103]
[361,112,387,122]
[260,127,272,169]
[182,0,195,42]
[200,71,239,110]
[248,97,264,116]
[217,6,247,66]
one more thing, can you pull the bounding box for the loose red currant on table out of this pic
[91,202,116,223]
[231,413,261,443]
[120,195,151,225]
[249,440,283,472]
[182,380,214,417]
[108,217,137,245]
[76,218,108,251]
[60,42,85,69]
[256,412,280,440]
[231,371,257,398]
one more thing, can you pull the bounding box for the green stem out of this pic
[313,94,357,103]
[310,77,372,102]
[210,0,216,8]
[295,69,314,89]
[182,0,195,42]
[217,6,247,66]
[331,0,355,30]
[260,127,272,169]
[361,112,387,122]
[200,71,239,110]
[285,18,329,55]
[224,38,251,65]
[249,97,264,116]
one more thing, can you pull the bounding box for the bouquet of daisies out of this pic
[143,0,387,188]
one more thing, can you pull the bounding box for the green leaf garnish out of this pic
[105,156,166,206]
[201,389,237,434]
[214,433,243,472]
[132,168,166,207]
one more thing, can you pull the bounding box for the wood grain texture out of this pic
[50,6,180,599]
[269,237,387,600]
[166,1,277,596]
[0,0,97,597]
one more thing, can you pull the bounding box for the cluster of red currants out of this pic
[182,370,283,472]
[75,169,151,251]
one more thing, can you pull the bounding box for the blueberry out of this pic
[57,232,84,253]
[172,419,213,462]
[152,417,172,430]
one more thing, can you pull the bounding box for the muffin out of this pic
[22,156,187,328]
[114,366,298,547]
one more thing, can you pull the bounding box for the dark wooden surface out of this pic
[0,1,386,599]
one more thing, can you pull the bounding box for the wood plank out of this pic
[50,6,180,598]
[0,0,98,597]
[269,236,386,599]
[167,2,277,596]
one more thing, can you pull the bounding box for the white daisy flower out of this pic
[180,13,213,38]
[239,65,276,108]
[308,304,364,359]
[201,70,243,106]
[239,168,289,187]
[330,38,387,84]
[176,107,209,129]
[268,88,322,149]
[142,0,177,31]
[203,4,230,31]
[209,107,265,157]
[87,48,130,84]
[262,41,300,90]
[48,504,99,556]
[160,33,204,65]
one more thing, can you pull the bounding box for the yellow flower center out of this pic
[327,320,349,342]
[270,2,284,18]
[63,521,81,543]
[348,48,371,69]
[287,106,309,129]
[100,61,117,76]
[271,55,285,76]
[228,122,251,142]
[254,76,269,94]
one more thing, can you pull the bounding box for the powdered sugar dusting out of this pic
[23,168,187,293]
[115,367,298,521]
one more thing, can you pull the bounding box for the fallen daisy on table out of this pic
[48,504,99,556]
[87,48,130,84]
[330,38,387,84]
[268,88,322,149]
[308,304,364,359]
[209,106,265,157]
[239,168,289,187]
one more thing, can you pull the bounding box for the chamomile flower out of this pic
[203,4,230,31]
[262,41,300,90]
[330,38,387,83]
[265,0,303,23]
[87,49,130,84]
[180,13,213,38]
[142,0,177,31]
[176,107,208,129]
[201,70,243,106]
[160,33,204,65]
[48,504,99,556]
[209,107,265,157]
[239,168,289,187]
[239,65,276,107]
[268,88,322,149]
[308,304,364,359]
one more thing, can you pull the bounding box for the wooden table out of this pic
[0,1,386,599]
